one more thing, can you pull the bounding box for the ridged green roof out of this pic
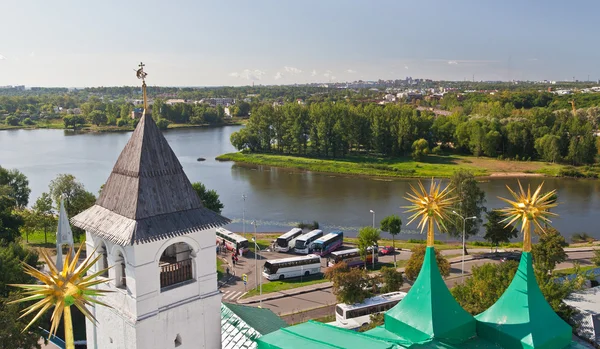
[384,247,476,344]
[475,252,572,349]
[224,303,288,335]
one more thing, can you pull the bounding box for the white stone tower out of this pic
[72,113,230,349]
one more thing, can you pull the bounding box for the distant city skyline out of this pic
[1,0,599,87]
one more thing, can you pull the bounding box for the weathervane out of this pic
[136,62,149,113]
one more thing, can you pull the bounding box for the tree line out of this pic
[230,100,599,165]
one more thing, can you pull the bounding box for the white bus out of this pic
[216,228,249,255]
[294,229,323,254]
[274,228,304,253]
[331,291,407,330]
[262,254,321,281]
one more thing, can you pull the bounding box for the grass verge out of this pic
[216,152,570,178]
[553,265,599,276]
[242,273,329,298]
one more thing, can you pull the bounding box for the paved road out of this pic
[229,249,597,320]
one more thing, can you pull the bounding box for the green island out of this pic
[217,152,574,178]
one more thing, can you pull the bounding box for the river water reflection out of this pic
[2,126,600,241]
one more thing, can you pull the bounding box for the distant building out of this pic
[166,99,186,105]
[131,107,143,119]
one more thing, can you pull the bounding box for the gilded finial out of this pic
[498,181,558,252]
[403,178,456,246]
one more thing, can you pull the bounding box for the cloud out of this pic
[311,69,317,77]
[527,58,539,61]
[29,51,35,58]
[0,54,5,60]
[323,70,333,78]
[426,59,500,65]
[346,69,356,74]
[404,65,409,70]
[274,72,284,80]
[284,66,302,74]
[229,69,266,80]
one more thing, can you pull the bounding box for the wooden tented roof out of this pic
[71,113,230,245]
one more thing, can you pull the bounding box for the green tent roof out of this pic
[384,246,476,344]
[256,321,400,349]
[224,303,288,335]
[475,252,572,349]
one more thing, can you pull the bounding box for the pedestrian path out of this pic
[221,290,246,302]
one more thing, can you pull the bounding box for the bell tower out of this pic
[72,67,230,349]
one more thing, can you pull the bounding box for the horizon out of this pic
[1,0,600,87]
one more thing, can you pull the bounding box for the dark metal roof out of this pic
[71,113,230,245]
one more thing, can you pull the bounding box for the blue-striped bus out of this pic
[312,231,343,256]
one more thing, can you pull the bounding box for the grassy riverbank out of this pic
[0,118,244,132]
[216,152,572,178]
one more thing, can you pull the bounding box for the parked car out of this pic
[500,252,521,263]
[379,246,395,256]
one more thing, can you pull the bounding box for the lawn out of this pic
[553,264,599,276]
[216,152,567,179]
[242,273,330,298]
[217,258,225,280]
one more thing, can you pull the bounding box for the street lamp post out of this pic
[369,210,376,269]
[251,221,263,308]
[452,211,477,276]
[242,194,247,235]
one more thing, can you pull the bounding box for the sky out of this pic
[1,0,599,87]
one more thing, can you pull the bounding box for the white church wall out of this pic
[85,227,221,349]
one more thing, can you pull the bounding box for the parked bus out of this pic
[327,247,377,268]
[331,292,407,330]
[216,228,249,255]
[262,254,322,281]
[294,229,324,254]
[312,231,344,256]
[274,228,304,253]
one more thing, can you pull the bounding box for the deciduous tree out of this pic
[483,210,518,251]
[0,242,45,349]
[411,138,429,161]
[191,182,224,214]
[379,266,404,293]
[532,228,568,274]
[325,261,370,304]
[404,245,450,281]
[357,226,380,269]
[48,174,96,239]
[380,215,401,267]
[448,170,486,254]
[0,167,31,208]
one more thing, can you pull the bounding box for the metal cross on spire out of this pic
[136,62,149,113]
[136,62,148,82]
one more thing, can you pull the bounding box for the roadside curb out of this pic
[237,283,333,304]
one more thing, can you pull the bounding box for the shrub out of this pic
[22,118,35,125]
[5,115,19,126]
[432,145,443,155]
[117,119,128,127]
[404,245,450,281]
[156,118,170,130]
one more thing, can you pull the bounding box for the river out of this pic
[2,126,600,241]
